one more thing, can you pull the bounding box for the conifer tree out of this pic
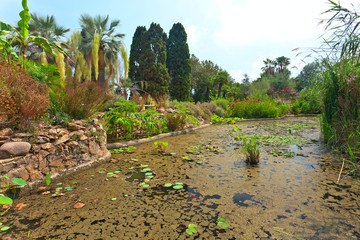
[138,23,170,98]
[129,26,147,85]
[167,23,191,101]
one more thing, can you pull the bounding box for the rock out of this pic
[0,128,13,137]
[0,142,31,159]
[31,145,41,152]
[157,107,166,113]
[29,170,43,181]
[8,166,29,181]
[41,143,54,150]
[0,136,10,141]
[67,141,79,148]
[14,133,32,138]
[55,135,70,145]
[11,138,23,142]
[89,141,99,155]
[49,159,63,168]
[57,128,69,137]
[68,123,85,131]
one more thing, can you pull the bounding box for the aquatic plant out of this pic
[242,136,261,164]
[45,173,51,186]
[165,104,199,131]
[154,141,168,154]
[217,217,228,228]
[109,146,137,154]
[186,224,198,235]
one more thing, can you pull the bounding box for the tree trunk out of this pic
[206,86,210,101]
[217,83,223,98]
[98,49,107,91]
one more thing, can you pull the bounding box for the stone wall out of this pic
[0,119,110,185]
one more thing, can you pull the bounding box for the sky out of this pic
[0,0,356,82]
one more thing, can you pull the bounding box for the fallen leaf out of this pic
[70,194,76,198]
[14,203,27,210]
[93,199,99,203]
[36,187,47,192]
[2,204,11,209]
[110,159,117,163]
[74,203,85,209]
[42,191,50,195]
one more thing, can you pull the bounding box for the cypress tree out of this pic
[138,23,170,98]
[129,26,147,85]
[167,23,191,101]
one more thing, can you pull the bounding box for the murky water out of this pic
[1,117,360,239]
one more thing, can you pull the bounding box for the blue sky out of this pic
[1,0,354,82]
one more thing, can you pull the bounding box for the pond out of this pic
[1,117,360,239]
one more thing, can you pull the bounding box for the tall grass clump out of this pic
[229,98,283,119]
[318,1,360,173]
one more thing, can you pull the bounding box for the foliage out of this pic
[215,70,230,98]
[0,0,67,67]
[295,62,320,91]
[231,126,260,164]
[45,173,51,186]
[56,78,110,120]
[291,91,322,114]
[217,218,228,228]
[109,146,136,154]
[154,141,168,154]
[165,104,199,131]
[229,98,283,119]
[133,23,170,98]
[79,14,127,91]
[186,224,198,235]
[167,23,191,101]
[0,59,50,127]
[211,115,242,124]
[103,98,166,140]
[129,26,147,84]
[190,55,220,102]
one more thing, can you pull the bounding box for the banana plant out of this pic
[0,0,67,67]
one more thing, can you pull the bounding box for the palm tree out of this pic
[215,70,230,98]
[79,14,127,91]
[27,14,70,62]
[276,56,290,73]
[261,58,276,75]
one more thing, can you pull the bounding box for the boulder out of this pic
[68,122,85,131]
[0,128,13,137]
[0,142,31,159]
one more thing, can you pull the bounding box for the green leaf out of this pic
[111,198,117,201]
[164,183,172,187]
[186,228,194,235]
[45,173,51,186]
[218,217,226,222]
[12,178,26,186]
[175,182,183,185]
[0,21,16,32]
[188,224,197,228]
[0,226,10,231]
[145,172,153,176]
[173,185,183,190]
[0,196,13,205]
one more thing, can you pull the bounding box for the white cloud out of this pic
[213,0,329,47]
[229,69,245,82]
[184,24,206,51]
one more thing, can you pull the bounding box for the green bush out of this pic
[103,98,166,140]
[230,98,282,119]
[166,104,199,131]
[211,98,229,112]
[291,91,321,114]
[215,107,225,117]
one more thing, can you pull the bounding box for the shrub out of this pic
[0,59,50,127]
[230,98,282,119]
[166,104,199,131]
[103,98,166,140]
[57,78,111,120]
[291,91,321,114]
[211,98,229,112]
[215,107,225,117]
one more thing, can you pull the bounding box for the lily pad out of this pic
[164,183,172,187]
[175,182,183,185]
[111,198,117,201]
[98,171,106,174]
[173,185,183,190]
[145,172,153,176]
[1,226,10,231]
[0,196,13,205]
[12,178,26,186]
